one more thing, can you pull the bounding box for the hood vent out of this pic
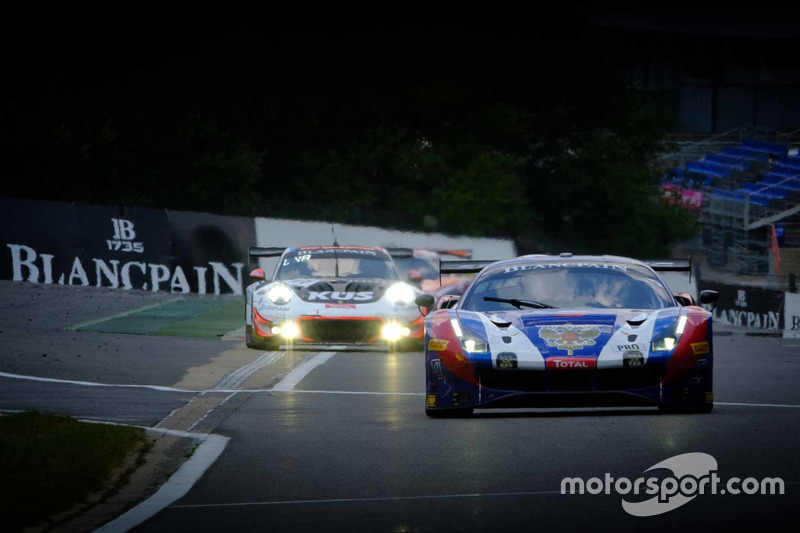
[345,281,375,292]
[308,281,335,292]
[626,313,649,327]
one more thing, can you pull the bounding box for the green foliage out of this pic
[1,21,698,253]
[524,89,697,256]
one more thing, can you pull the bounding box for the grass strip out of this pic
[0,411,150,532]
[74,298,242,339]
[151,300,243,339]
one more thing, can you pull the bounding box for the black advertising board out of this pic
[72,203,171,290]
[167,210,255,295]
[1,197,255,295]
[0,197,80,284]
[698,280,785,330]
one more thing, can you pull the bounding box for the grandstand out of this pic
[661,128,800,288]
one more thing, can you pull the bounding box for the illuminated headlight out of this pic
[651,314,688,352]
[385,283,415,305]
[279,322,300,339]
[267,284,293,305]
[450,318,489,353]
[382,322,411,341]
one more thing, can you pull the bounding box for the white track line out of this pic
[0,371,420,395]
[0,371,196,392]
[212,351,285,390]
[4,371,800,407]
[271,352,336,391]
[95,430,229,533]
[172,481,800,509]
[716,402,800,408]
[170,490,564,509]
[279,389,424,396]
[187,393,237,432]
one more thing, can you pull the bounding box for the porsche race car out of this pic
[245,245,425,350]
[417,254,718,417]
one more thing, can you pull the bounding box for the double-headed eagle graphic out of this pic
[538,324,601,355]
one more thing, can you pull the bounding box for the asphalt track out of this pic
[1,280,799,532]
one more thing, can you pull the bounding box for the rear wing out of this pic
[437,249,472,258]
[437,257,693,283]
[248,246,287,259]
[439,259,496,274]
[439,259,496,286]
[384,247,415,258]
[384,248,473,259]
[642,257,692,281]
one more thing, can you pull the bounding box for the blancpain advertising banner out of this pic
[1,197,252,295]
[783,292,800,338]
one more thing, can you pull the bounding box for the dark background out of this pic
[3,4,799,254]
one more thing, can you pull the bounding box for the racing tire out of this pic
[246,325,282,351]
[425,407,475,418]
[658,403,713,414]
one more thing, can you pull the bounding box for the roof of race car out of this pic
[484,254,655,270]
[288,245,389,253]
[507,253,650,266]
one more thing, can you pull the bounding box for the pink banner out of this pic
[662,183,702,211]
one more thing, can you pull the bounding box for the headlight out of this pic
[385,283,415,305]
[267,284,293,305]
[279,322,300,339]
[382,322,411,341]
[651,314,688,352]
[451,318,489,353]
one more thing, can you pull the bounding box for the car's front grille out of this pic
[298,317,383,343]
[595,367,664,391]
[475,366,664,393]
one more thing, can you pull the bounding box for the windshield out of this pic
[460,262,674,311]
[276,248,399,280]
[393,256,439,280]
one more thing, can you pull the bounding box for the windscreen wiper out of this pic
[483,296,557,309]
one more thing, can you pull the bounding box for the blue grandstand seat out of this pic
[770,185,800,197]
[742,138,789,156]
[705,153,749,168]
[741,183,763,192]
[722,146,770,161]
[686,160,731,178]
[771,170,800,180]
[779,155,800,169]
[773,161,800,176]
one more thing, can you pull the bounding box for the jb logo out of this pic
[107,218,144,253]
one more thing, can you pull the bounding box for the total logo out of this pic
[546,357,597,370]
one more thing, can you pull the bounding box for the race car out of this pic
[245,244,425,350]
[389,248,474,294]
[416,254,718,417]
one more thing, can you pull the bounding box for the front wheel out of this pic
[245,325,281,351]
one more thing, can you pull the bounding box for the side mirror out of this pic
[699,290,718,305]
[673,291,696,306]
[415,294,435,316]
[250,268,266,281]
